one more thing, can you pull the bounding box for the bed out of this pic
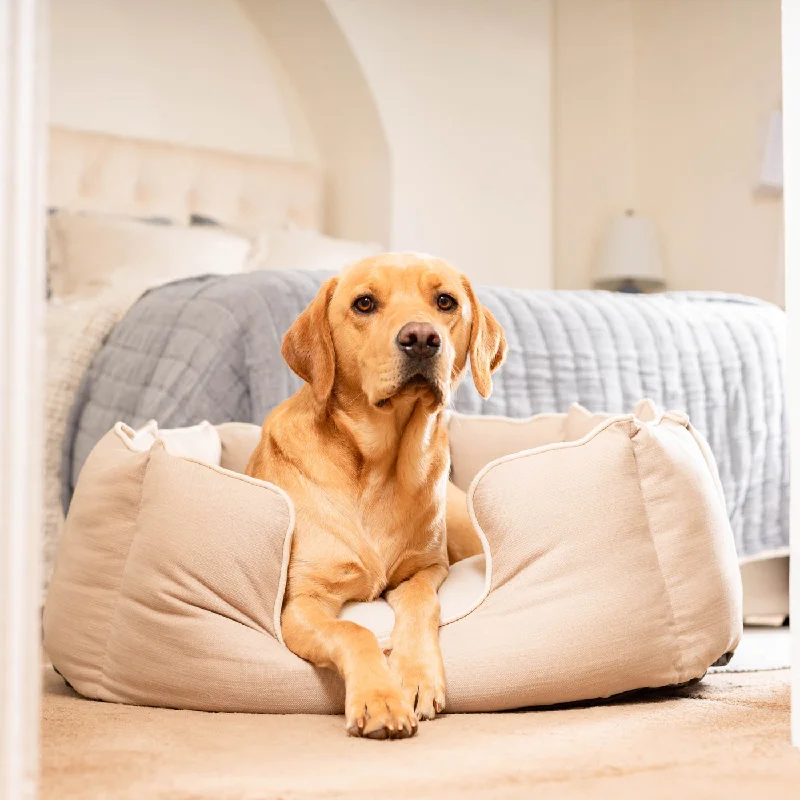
[43,125,379,595]
[45,127,789,622]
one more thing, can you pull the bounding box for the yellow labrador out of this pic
[246,254,506,738]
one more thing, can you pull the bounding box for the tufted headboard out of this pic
[47,126,324,231]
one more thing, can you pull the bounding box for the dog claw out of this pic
[346,688,417,740]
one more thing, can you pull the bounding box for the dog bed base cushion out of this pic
[44,403,742,714]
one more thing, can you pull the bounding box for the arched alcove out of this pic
[245,0,554,288]
[239,0,392,246]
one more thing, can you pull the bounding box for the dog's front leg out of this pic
[385,563,448,720]
[445,480,483,563]
[282,595,418,739]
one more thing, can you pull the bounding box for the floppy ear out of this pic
[281,277,339,404]
[462,278,507,399]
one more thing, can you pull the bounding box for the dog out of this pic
[246,253,506,738]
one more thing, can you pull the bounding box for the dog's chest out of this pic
[349,475,441,593]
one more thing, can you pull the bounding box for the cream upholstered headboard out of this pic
[48,126,324,231]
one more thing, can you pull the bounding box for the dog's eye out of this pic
[353,295,376,314]
[437,293,458,312]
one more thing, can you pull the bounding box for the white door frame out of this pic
[0,1,47,798]
[784,0,800,748]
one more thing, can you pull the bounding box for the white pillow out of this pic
[130,420,222,466]
[338,554,485,645]
[48,212,252,300]
[247,225,382,272]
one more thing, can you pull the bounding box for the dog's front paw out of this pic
[345,678,419,740]
[388,650,446,721]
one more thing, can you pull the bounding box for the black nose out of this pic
[396,322,441,359]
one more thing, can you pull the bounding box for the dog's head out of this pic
[281,253,507,410]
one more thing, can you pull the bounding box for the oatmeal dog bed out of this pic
[44,400,742,713]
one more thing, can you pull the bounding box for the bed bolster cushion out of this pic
[44,403,743,713]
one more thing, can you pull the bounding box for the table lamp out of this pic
[594,210,665,293]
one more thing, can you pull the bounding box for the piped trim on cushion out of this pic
[457,403,709,627]
[462,413,638,622]
[45,402,741,713]
[112,422,296,645]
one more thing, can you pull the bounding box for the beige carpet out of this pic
[41,666,800,800]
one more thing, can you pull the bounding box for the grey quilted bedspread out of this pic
[63,270,787,558]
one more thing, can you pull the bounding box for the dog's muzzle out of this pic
[373,322,446,408]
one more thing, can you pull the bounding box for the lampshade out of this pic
[758,110,783,191]
[594,211,664,288]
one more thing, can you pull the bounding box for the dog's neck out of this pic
[324,383,447,479]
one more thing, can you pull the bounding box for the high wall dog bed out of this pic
[43,400,742,714]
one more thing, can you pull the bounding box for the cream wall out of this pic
[327,0,553,289]
[555,0,783,304]
[52,0,780,298]
[634,0,783,304]
[555,0,635,293]
[50,0,317,161]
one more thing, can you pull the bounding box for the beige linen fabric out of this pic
[441,411,741,711]
[448,411,567,490]
[44,402,742,713]
[43,426,150,697]
[217,422,263,473]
